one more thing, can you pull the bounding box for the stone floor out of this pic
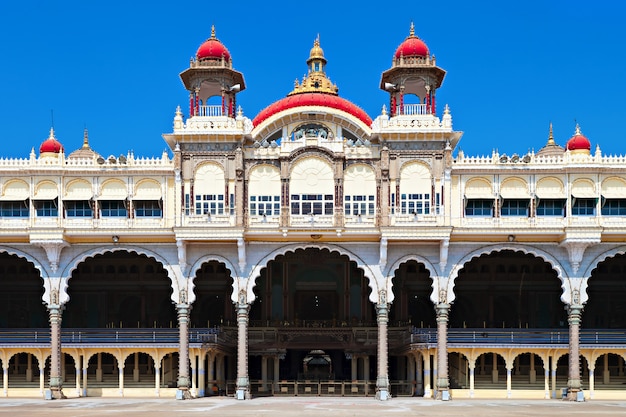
[1,397,626,416]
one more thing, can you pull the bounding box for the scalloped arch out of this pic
[386,254,438,304]
[60,246,180,305]
[448,245,568,304]
[247,244,380,304]
[188,255,238,304]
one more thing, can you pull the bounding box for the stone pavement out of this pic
[1,397,626,417]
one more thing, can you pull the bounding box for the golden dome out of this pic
[308,35,326,64]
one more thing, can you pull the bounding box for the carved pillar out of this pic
[48,305,65,399]
[567,304,583,400]
[375,300,390,400]
[435,303,450,400]
[235,301,250,399]
[176,303,191,399]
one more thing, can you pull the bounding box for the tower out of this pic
[380,23,446,117]
[179,26,246,118]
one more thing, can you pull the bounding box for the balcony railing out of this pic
[395,104,430,116]
[195,105,224,117]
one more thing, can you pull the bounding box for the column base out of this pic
[435,389,450,401]
[236,377,250,400]
[176,387,193,400]
[566,388,585,402]
[375,389,390,401]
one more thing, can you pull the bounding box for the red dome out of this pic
[39,129,64,154]
[197,39,230,62]
[566,125,591,152]
[252,93,373,127]
[394,24,429,59]
[196,26,231,62]
[395,36,429,59]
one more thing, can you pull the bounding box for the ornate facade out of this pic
[1,25,626,401]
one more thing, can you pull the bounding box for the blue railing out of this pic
[0,327,222,345]
[411,328,626,345]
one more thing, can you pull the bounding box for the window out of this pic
[501,199,529,216]
[536,199,566,216]
[465,199,493,217]
[400,193,430,215]
[572,198,596,216]
[601,198,626,216]
[290,194,333,215]
[35,199,58,217]
[344,195,375,215]
[134,200,162,217]
[100,200,127,217]
[65,201,93,217]
[0,201,28,217]
[250,195,280,216]
[195,194,224,215]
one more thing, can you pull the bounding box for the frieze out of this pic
[181,143,238,152]
[387,142,445,151]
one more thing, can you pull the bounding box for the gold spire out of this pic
[547,122,555,145]
[288,36,338,96]
[82,128,91,149]
[409,21,415,37]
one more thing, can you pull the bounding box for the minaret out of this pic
[380,23,446,117]
[179,25,246,118]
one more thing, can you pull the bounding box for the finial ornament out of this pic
[211,25,216,39]
[82,128,90,149]
[575,123,582,135]
[409,21,415,37]
[547,122,555,145]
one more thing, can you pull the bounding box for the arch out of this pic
[500,177,530,199]
[289,156,334,194]
[601,176,626,198]
[33,180,58,199]
[464,177,493,198]
[99,179,127,199]
[60,246,182,305]
[248,164,281,198]
[188,255,238,306]
[64,178,93,199]
[536,176,566,199]
[1,179,29,200]
[448,244,568,305]
[194,162,226,193]
[247,244,380,305]
[571,178,596,198]
[344,164,376,195]
[134,179,162,199]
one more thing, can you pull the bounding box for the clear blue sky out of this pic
[0,1,624,158]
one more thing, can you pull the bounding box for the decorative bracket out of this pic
[176,239,187,274]
[560,238,599,274]
[32,240,68,273]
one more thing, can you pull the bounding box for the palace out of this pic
[1,24,626,402]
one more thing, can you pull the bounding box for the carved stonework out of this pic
[181,143,238,152]
[32,240,68,273]
[560,239,599,274]
[439,288,448,304]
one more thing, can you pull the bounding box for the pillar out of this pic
[551,358,557,399]
[207,354,215,395]
[469,364,475,398]
[96,353,102,382]
[82,359,88,397]
[198,354,206,397]
[567,304,583,400]
[177,303,191,399]
[191,354,197,397]
[235,302,250,399]
[261,356,268,391]
[364,356,370,383]
[273,354,280,392]
[416,353,423,396]
[155,359,161,397]
[435,303,450,400]
[603,354,609,384]
[589,368,595,399]
[492,353,498,383]
[351,356,357,380]
[48,306,65,399]
[506,367,512,398]
[3,364,7,397]
[133,353,140,382]
[529,353,536,383]
[423,352,432,398]
[544,368,550,399]
[75,356,81,397]
[408,355,415,394]
[26,354,32,382]
[39,365,44,395]
[118,363,124,397]
[375,303,390,400]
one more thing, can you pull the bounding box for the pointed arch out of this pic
[60,245,180,305]
[188,254,238,304]
[386,254,438,305]
[448,244,568,304]
[247,243,380,304]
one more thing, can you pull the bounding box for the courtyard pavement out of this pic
[1,397,626,417]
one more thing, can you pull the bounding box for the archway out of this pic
[0,252,46,328]
[64,251,175,328]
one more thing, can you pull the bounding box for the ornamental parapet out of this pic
[455,149,626,167]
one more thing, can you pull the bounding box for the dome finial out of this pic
[409,21,415,37]
[211,25,216,39]
[82,128,91,149]
[575,122,582,136]
[547,122,555,145]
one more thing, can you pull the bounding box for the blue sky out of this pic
[0,1,624,158]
